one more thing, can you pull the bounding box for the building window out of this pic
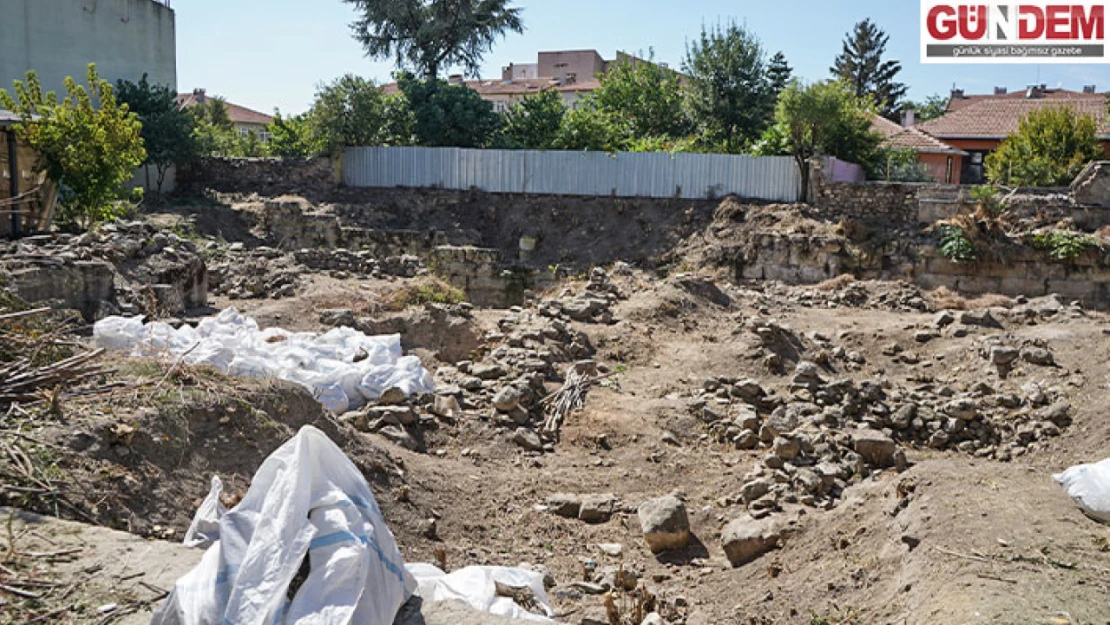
[495,101,506,113]
[260,131,272,143]
[239,127,251,138]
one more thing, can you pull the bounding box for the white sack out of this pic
[407,563,553,622]
[1055,458,1110,523]
[153,426,416,625]
[93,308,434,412]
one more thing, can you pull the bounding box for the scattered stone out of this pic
[512,428,544,452]
[492,387,526,412]
[379,387,407,406]
[851,429,897,468]
[637,495,691,554]
[547,494,582,518]
[1022,347,1055,367]
[721,516,782,567]
[960,310,1000,328]
[579,494,619,524]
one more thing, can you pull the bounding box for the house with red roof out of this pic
[177,88,274,142]
[916,85,1110,184]
[872,114,967,184]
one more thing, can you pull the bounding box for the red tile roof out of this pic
[946,88,1101,112]
[920,97,1110,140]
[177,93,273,126]
[871,115,966,155]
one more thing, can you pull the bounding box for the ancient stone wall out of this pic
[734,231,1110,309]
[432,246,553,308]
[808,158,1094,228]
[178,157,336,196]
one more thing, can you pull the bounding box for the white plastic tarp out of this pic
[158,426,554,624]
[93,308,435,413]
[1055,458,1110,524]
[407,563,554,622]
[153,426,416,625]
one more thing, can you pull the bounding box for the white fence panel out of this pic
[342,147,801,201]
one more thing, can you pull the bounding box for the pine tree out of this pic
[767,52,793,98]
[831,19,906,119]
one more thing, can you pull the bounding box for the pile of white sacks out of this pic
[94,308,434,413]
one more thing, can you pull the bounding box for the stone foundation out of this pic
[432,246,554,308]
[178,157,336,196]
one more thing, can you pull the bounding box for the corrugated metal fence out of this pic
[342,147,802,201]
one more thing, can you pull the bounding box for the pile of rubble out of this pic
[0,220,207,319]
[769,279,933,313]
[293,248,424,279]
[690,315,1070,520]
[336,269,626,455]
[207,245,301,300]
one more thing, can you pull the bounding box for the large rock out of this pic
[637,495,691,553]
[851,429,897,468]
[721,516,782,567]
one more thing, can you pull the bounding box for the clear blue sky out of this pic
[176,0,1110,115]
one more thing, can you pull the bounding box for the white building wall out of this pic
[0,0,177,96]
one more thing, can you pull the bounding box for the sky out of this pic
[175,0,1110,115]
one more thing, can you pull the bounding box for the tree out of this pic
[593,51,690,142]
[900,93,947,122]
[767,51,793,98]
[310,74,411,153]
[831,19,907,119]
[188,96,239,157]
[772,80,882,198]
[985,106,1102,187]
[267,111,323,159]
[553,102,624,152]
[116,74,196,193]
[399,77,500,147]
[1,65,146,228]
[344,0,524,78]
[500,90,565,149]
[683,22,773,152]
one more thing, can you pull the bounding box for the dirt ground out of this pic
[4,195,1110,624]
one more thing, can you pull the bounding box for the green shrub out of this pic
[938,225,976,262]
[1031,230,1097,262]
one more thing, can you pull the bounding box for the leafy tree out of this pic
[500,90,565,149]
[767,52,793,99]
[1,65,146,228]
[553,102,624,152]
[901,93,948,122]
[344,0,524,78]
[831,19,907,119]
[116,74,196,193]
[593,51,690,142]
[399,76,500,147]
[188,96,239,157]
[683,22,773,152]
[310,74,411,153]
[772,80,882,198]
[985,106,1102,187]
[267,111,323,159]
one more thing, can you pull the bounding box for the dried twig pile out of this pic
[0,348,109,406]
[540,362,610,438]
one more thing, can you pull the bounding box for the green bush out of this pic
[938,225,976,262]
[1031,230,1097,262]
[1,64,146,229]
[985,106,1102,187]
